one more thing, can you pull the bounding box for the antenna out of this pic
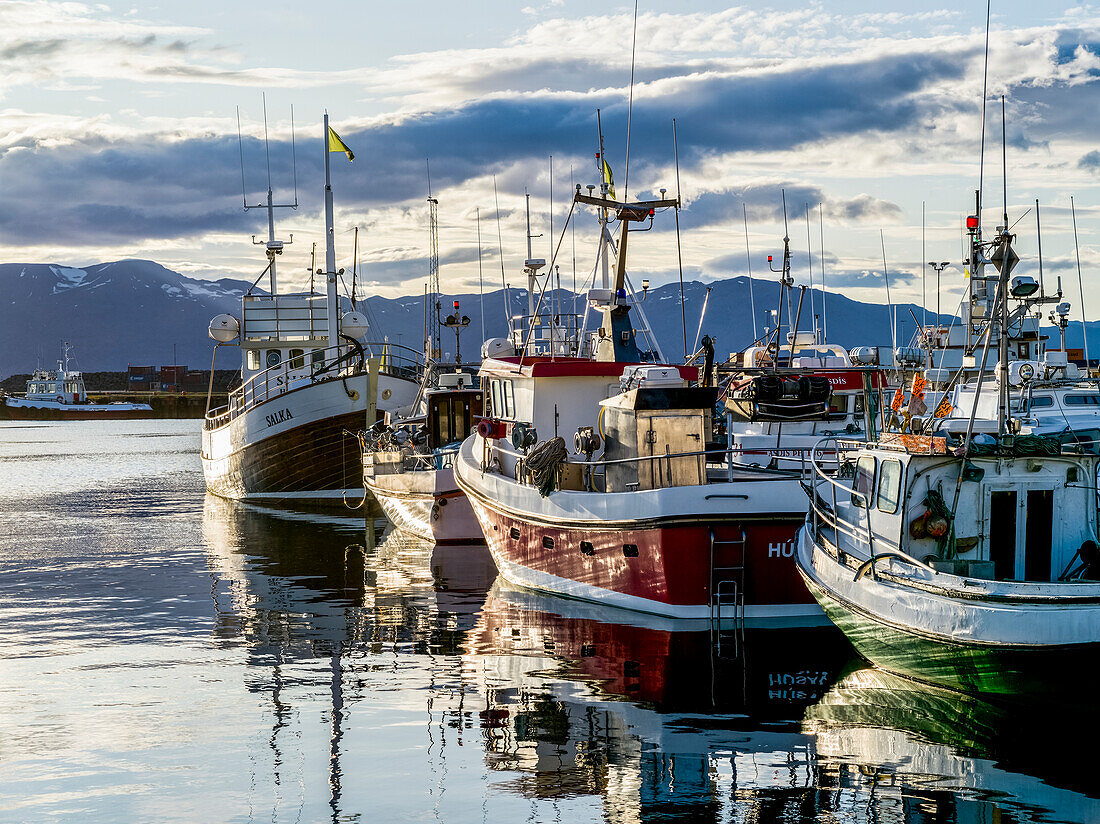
[804,204,816,342]
[1035,199,1045,296]
[881,229,897,359]
[1072,195,1089,366]
[239,98,297,296]
[819,203,828,341]
[623,0,639,201]
[351,226,358,309]
[977,0,992,234]
[493,175,510,334]
[1001,95,1009,230]
[742,203,757,340]
[921,201,926,330]
[236,106,248,209]
[290,104,298,208]
[476,207,486,343]
[426,159,440,358]
[673,118,688,362]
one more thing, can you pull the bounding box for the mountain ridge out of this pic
[2,258,1095,373]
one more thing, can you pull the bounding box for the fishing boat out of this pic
[1,343,152,420]
[362,369,485,543]
[201,114,422,506]
[453,178,879,620]
[797,227,1100,696]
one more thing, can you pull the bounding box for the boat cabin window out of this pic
[489,378,515,419]
[852,455,876,507]
[1029,395,1054,408]
[876,459,902,514]
[247,350,260,370]
[827,395,849,420]
[428,392,481,449]
[311,349,325,366]
[1059,428,1100,454]
[1064,394,1100,406]
[289,348,305,370]
[265,350,281,369]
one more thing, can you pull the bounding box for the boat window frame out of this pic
[852,455,876,508]
[876,458,902,514]
[1064,394,1100,406]
[246,349,261,371]
[288,348,305,370]
[265,349,282,369]
[1029,394,1054,409]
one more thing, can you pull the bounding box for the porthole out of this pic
[509,527,521,540]
[580,541,595,556]
[542,536,554,549]
[623,543,639,558]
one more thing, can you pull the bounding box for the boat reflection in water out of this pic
[199,497,1093,823]
[463,581,858,816]
[805,668,1100,824]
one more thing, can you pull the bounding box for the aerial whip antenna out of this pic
[819,203,828,341]
[623,0,639,200]
[493,175,510,334]
[673,118,688,362]
[1072,196,1090,366]
[476,207,486,343]
[742,203,757,340]
[881,229,897,358]
[976,0,992,233]
[236,106,248,209]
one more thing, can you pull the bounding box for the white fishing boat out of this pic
[201,114,421,506]
[362,370,485,543]
[797,228,1100,697]
[1,343,152,420]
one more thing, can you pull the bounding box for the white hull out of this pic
[365,466,483,544]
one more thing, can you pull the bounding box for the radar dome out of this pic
[341,311,370,338]
[208,314,240,343]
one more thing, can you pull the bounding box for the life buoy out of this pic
[56,395,64,404]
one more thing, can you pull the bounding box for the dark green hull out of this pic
[802,576,1099,697]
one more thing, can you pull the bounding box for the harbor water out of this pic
[1,420,1098,823]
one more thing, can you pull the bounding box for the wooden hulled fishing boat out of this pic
[201,114,421,506]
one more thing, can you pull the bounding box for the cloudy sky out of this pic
[1,0,1098,317]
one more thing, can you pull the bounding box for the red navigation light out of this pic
[966,215,979,230]
[767,255,773,262]
[648,208,655,217]
[453,300,460,310]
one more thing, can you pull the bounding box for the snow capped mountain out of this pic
[0,260,254,372]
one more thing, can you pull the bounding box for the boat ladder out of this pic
[710,527,747,657]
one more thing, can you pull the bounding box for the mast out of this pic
[323,113,340,354]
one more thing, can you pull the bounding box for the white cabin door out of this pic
[984,484,1056,581]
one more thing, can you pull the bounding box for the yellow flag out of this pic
[328,126,354,162]
[601,158,615,200]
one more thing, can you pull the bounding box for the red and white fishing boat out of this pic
[453,181,877,620]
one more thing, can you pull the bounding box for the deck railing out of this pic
[205,340,424,431]
[805,436,935,574]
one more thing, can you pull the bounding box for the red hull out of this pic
[467,495,815,616]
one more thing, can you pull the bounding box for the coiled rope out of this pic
[526,437,568,497]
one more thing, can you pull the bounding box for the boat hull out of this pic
[365,467,484,544]
[202,372,417,506]
[455,438,818,620]
[796,527,1100,696]
[2,398,152,420]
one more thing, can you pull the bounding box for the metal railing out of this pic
[805,436,935,575]
[508,312,588,357]
[482,437,837,493]
[205,340,425,431]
